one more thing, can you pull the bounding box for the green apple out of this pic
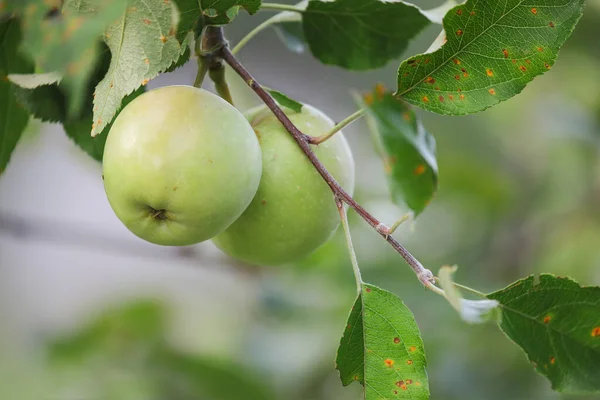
[212,103,355,266]
[102,86,262,246]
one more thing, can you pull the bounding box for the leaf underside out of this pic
[488,274,600,393]
[364,89,438,216]
[336,284,429,399]
[397,0,585,115]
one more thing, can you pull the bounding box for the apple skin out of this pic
[102,86,262,246]
[212,104,355,266]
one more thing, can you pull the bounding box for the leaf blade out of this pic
[336,284,429,399]
[302,0,430,71]
[397,0,586,115]
[363,88,438,216]
[488,274,600,393]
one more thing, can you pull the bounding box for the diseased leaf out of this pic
[0,17,33,176]
[336,284,429,399]
[14,0,126,116]
[397,0,586,115]
[302,0,430,70]
[165,45,191,73]
[265,88,303,113]
[92,0,188,136]
[488,274,600,393]
[363,87,437,216]
[200,0,261,25]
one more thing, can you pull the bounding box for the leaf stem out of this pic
[193,58,209,88]
[232,17,277,55]
[310,109,365,145]
[451,282,489,299]
[336,197,363,294]
[260,3,305,13]
[219,42,436,289]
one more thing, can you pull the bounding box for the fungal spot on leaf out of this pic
[393,337,401,344]
[459,94,465,100]
[531,8,537,14]
[456,8,463,15]
[545,63,551,69]
[502,49,509,58]
[537,47,544,52]
[438,96,444,102]
[543,315,552,324]
[109,82,114,88]
[456,29,464,36]
[425,58,430,64]
[486,68,493,77]
[519,65,527,72]
[141,79,149,86]
[160,35,168,43]
[461,68,468,77]
[422,96,429,103]
[354,375,359,381]
[406,379,413,384]
[173,186,177,191]
[364,93,374,105]
[549,21,555,28]
[384,359,395,367]
[425,76,436,84]
[449,94,454,100]
[396,381,404,387]
[144,58,149,64]
[453,59,461,65]
[470,11,475,16]
[394,390,398,395]
[489,88,496,95]
[454,75,460,80]
[591,327,600,337]
[143,18,151,25]
[261,199,267,205]
[409,345,417,352]
[525,59,531,64]
[407,359,413,365]
[365,287,372,293]
[414,164,426,176]
[550,357,556,364]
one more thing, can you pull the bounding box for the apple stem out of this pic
[217,29,436,289]
[310,109,365,145]
[336,197,363,294]
[195,27,234,105]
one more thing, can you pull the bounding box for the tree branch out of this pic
[219,43,435,287]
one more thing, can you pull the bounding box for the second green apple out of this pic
[213,104,355,266]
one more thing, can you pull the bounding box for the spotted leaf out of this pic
[488,274,600,393]
[91,0,189,136]
[363,87,437,216]
[397,0,585,115]
[336,284,429,399]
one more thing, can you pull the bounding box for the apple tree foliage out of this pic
[1,0,598,398]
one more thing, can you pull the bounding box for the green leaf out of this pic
[265,88,303,113]
[397,0,586,115]
[15,0,126,115]
[437,265,501,324]
[200,0,261,25]
[336,284,429,399]
[172,0,201,42]
[92,0,189,136]
[273,22,306,54]
[488,274,600,393]
[0,17,33,176]
[302,0,430,70]
[165,44,191,72]
[13,84,66,123]
[363,88,437,216]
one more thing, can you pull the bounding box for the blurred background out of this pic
[1,0,600,399]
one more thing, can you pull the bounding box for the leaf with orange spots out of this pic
[336,284,429,399]
[488,274,600,393]
[362,88,437,216]
[13,0,127,117]
[91,0,190,136]
[397,0,585,115]
[0,17,34,177]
